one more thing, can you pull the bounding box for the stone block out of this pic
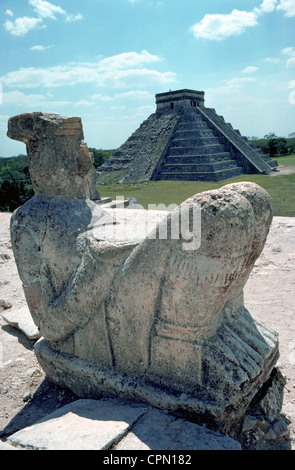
[2,305,40,340]
[8,399,148,450]
[115,408,241,450]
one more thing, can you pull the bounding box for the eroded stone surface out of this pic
[115,408,241,450]
[7,112,100,200]
[8,112,281,437]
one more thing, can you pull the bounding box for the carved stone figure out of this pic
[8,112,280,435]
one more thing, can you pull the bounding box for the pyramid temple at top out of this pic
[97,89,277,183]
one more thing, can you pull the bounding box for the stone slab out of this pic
[115,408,241,451]
[92,208,169,243]
[2,306,40,340]
[7,399,241,451]
[8,399,148,450]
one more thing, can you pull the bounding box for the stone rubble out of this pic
[2,306,40,340]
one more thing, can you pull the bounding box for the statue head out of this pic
[7,112,94,198]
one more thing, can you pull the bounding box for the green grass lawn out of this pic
[98,155,295,217]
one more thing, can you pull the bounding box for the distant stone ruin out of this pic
[7,112,287,448]
[98,89,278,183]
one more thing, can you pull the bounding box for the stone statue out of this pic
[8,112,280,437]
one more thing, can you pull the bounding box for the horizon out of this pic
[1,0,295,157]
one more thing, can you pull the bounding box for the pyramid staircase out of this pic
[152,108,276,182]
[152,112,243,181]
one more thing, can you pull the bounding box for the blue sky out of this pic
[0,0,295,156]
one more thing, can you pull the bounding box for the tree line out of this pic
[1,137,294,212]
[0,148,114,212]
[250,133,295,159]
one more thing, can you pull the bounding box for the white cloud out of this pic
[0,51,176,89]
[29,0,83,22]
[110,105,126,110]
[1,64,98,88]
[92,92,153,101]
[29,0,66,19]
[65,13,83,22]
[92,95,115,102]
[122,105,155,120]
[206,77,256,97]
[99,50,161,69]
[4,0,83,36]
[254,0,278,15]
[264,57,281,63]
[28,0,82,21]
[190,0,294,41]
[242,66,258,73]
[277,0,295,17]
[226,77,256,88]
[2,90,70,108]
[115,90,153,99]
[4,17,43,36]
[31,44,53,51]
[100,67,175,88]
[282,46,295,67]
[74,99,95,107]
[190,9,258,41]
[282,46,294,54]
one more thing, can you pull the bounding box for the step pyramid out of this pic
[97,89,277,183]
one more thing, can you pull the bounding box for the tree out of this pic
[0,180,33,212]
[88,148,114,168]
[263,133,289,158]
[0,154,30,182]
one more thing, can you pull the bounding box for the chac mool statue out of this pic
[8,112,280,435]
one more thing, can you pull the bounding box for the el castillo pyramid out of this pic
[97,89,277,183]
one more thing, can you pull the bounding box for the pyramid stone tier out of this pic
[97,89,277,183]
